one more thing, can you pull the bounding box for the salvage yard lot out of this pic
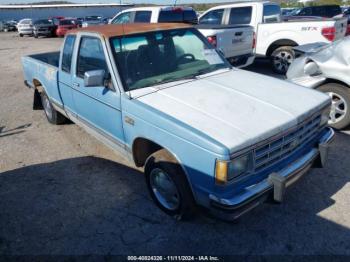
[1,32,350,255]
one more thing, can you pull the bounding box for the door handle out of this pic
[73,82,80,88]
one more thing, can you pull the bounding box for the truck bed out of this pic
[196,24,254,64]
[28,51,60,68]
[22,52,62,108]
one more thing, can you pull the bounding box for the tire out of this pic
[145,149,196,220]
[40,91,67,125]
[270,46,295,75]
[19,33,23,37]
[34,34,38,38]
[317,83,350,130]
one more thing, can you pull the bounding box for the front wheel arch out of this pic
[132,137,197,201]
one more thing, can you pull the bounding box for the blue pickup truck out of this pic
[22,23,334,220]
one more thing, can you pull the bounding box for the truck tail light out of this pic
[252,32,256,49]
[322,26,336,42]
[346,25,350,36]
[207,35,217,48]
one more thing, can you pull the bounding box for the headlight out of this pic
[320,106,331,126]
[215,153,253,185]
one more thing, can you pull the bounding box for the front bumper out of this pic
[34,29,52,36]
[209,127,334,221]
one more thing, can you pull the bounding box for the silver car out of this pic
[17,18,33,37]
[287,37,350,129]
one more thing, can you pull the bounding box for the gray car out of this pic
[33,19,56,38]
[287,37,350,129]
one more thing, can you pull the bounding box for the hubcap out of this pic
[150,168,180,211]
[327,92,347,124]
[43,95,53,120]
[273,51,294,73]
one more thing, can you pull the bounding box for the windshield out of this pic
[85,16,101,21]
[110,28,229,91]
[60,19,76,25]
[34,19,52,25]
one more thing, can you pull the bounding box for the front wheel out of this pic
[19,33,23,37]
[317,83,350,130]
[40,91,67,125]
[270,46,295,75]
[145,149,196,220]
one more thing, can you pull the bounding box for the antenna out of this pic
[174,0,178,7]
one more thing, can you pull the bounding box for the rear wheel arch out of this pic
[266,39,298,57]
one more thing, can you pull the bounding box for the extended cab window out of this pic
[76,37,108,78]
[112,12,132,24]
[229,7,252,25]
[61,35,76,73]
[263,5,281,23]
[199,9,224,25]
[134,11,152,23]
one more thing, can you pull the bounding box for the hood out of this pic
[133,70,330,154]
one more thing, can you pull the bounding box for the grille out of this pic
[254,114,322,172]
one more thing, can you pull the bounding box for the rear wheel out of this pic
[270,46,295,75]
[145,149,196,220]
[40,91,67,125]
[317,83,350,130]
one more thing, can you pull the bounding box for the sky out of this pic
[0,0,239,4]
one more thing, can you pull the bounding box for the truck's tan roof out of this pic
[69,23,192,38]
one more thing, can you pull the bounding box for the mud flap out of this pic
[268,173,287,203]
[33,88,43,110]
[319,143,329,168]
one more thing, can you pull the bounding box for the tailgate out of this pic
[334,17,347,40]
[216,26,254,58]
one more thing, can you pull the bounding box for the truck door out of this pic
[58,34,77,116]
[71,35,125,148]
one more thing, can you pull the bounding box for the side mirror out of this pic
[84,69,106,87]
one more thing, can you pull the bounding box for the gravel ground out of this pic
[0,32,350,256]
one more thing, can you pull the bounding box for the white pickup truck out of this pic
[199,1,347,74]
[110,6,255,68]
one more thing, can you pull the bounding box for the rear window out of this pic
[134,11,152,23]
[263,5,281,23]
[158,9,198,24]
[34,19,52,25]
[229,7,252,25]
[199,9,224,25]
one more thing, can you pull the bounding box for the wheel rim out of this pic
[150,168,180,211]
[42,95,53,120]
[327,92,347,124]
[273,50,294,73]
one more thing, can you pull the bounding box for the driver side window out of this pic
[76,37,108,78]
